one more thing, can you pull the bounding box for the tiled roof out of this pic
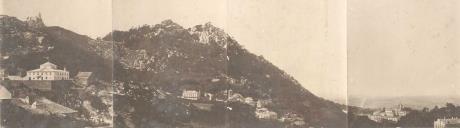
[28,62,66,72]
[12,97,77,115]
[36,98,77,114]
[40,62,57,67]
[76,72,92,77]
[29,68,65,72]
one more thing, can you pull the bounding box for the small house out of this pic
[255,107,278,120]
[244,97,256,107]
[75,72,94,87]
[181,89,200,100]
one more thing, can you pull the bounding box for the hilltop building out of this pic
[181,89,200,100]
[25,62,69,80]
[434,117,460,128]
[255,107,278,120]
[25,13,45,28]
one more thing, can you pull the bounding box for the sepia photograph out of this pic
[0,0,459,128]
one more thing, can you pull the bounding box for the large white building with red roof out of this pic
[25,62,69,80]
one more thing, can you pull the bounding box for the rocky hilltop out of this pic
[105,20,347,127]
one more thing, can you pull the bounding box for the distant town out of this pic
[350,103,460,128]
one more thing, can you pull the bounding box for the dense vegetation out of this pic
[397,103,460,127]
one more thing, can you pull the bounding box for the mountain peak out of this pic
[203,22,217,28]
[189,22,230,47]
[191,22,222,32]
[158,19,183,29]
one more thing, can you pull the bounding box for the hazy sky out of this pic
[349,0,460,98]
[1,0,347,102]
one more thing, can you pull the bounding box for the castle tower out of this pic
[26,13,45,28]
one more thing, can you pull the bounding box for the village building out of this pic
[279,112,306,126]
[203,92,213,101]
[7,75,23,80]
[215,89,233,102]
[255,107,278,120]
[25,62,70,80]
[181,89,200,100]
[244,97,256,107]
[257,99,273,108]
[228,93,244,102]
[368,104,408,123]
[434,117,460,128]
[74,72,94,87]
[192,103,214,111]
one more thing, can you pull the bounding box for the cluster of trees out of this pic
[397,103,460,127]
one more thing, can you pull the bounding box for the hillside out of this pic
[0,15,113,127]
[1,15,347,127]
[106,20,347,127]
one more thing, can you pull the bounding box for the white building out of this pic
[434,117,460,128]
[7,75,24,80]
[181,89,200,100]
[255,107,278,120]
[25,62,70,80]
[244,97,256,107]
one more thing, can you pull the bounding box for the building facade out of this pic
[25,62,69,80]
[255,107,278,120]
[181,89,200,100]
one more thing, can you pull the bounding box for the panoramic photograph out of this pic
[0,0,458,128]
